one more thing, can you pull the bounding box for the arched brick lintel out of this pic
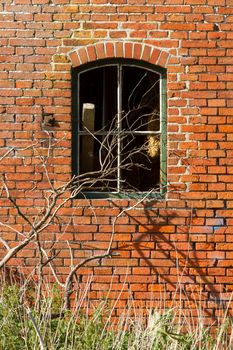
[69,41,169,69]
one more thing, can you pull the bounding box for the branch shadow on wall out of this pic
[114,201,230,321]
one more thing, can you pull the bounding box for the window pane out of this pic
[79,134,118,191]
[74,60,164,195]
[121,134,160,192]
[79,66,118,132]
[121,66,160,133]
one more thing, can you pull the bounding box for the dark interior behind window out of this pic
[72,59,166,196]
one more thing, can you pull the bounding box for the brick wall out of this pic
[1,0,233,322]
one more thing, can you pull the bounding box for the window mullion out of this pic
[77,74,80,177]
[160,71,167,193]
[117,64,122,193]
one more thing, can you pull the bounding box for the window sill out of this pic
[76,190,166,200]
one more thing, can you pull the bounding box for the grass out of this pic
[0,282,233,350]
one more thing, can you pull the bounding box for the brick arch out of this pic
[69,41,169,69]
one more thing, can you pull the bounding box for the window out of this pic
[72,59,166,198]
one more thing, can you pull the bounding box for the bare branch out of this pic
[63,251,113,310]
[39,246,64,288]
[24,304,47,350]
[3,181,34,229]
[0,73,164,312]
[0,221,26,238]
[0,237,10,251]
[0,148,15,162]
[0,237,33,269]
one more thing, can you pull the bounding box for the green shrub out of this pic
[0,284,232,350]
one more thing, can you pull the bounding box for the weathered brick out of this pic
[1,0,233,324]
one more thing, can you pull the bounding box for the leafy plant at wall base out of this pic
[0,284,233,349]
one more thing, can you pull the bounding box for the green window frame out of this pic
[72,58,167,199]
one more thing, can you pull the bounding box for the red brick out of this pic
[78,47,88,64]
[124,42,133,59]
[132,42,141,59]
[1,1,233,324]
[105,42,114,57]
[69,51,81,67]
[115,41,123,57]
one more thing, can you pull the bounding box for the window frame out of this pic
[72,58,167,199]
